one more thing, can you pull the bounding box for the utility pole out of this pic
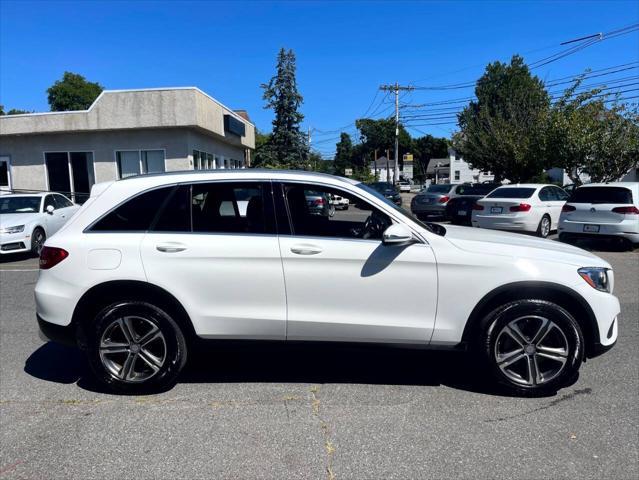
[380,83,414,184]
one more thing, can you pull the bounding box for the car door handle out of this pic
[290,244,323,255]
[156,243,187,253]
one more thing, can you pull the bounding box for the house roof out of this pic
[369,157,397,168]
[426,158,450,174]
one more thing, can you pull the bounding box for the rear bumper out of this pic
[37,314,77,347]
[471,215,537,232]
[412,204,446,215]
[559,219,639,243]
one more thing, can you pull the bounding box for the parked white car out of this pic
[35,171,618,395]
[398,180,412,193]
[471,184,569,237]
[0,193,80,255]
[330,193,350,210]
[559,182,639,248]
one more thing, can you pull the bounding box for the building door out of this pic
[45,152,94,203]
[0,156,11,194]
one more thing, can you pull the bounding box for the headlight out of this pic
[0,225,25,234]
[578,267,611,293]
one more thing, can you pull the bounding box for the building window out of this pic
[116,150,165,178]
[193,150,219,170]
[454,170,460,181]
[45,151,95,204]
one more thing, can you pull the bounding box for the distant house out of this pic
[426,148,493,184]
[547,166,638,185]
[369,156,399,183]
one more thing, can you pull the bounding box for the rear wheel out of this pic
[537,215,551,238]
[479,299,584,396]
[31,228,46,256]
[86,301,187,393]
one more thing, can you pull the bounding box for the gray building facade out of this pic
[0,87,255,201]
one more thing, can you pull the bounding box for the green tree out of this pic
[256,48,308,169]
[47,71,103,111]
[546,77,639,184]
[252,130,272,167]
[0,106,31,115]
[455,55,550,182]
[333,132,354,176]
[411,135,449,182]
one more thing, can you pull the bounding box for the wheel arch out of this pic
[461,281,600,357]
[71,280,197,349]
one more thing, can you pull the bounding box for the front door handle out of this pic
[156,243,187,253]
[290,244,323,255]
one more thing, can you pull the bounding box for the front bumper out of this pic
[0,231,31,254]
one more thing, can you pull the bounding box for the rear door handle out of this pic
[290,244,323,255]
[156,243,187,253]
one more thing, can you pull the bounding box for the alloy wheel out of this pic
[99,316,167,383]
[494,315,569,386]
[541,217,550,237]
[33,230,45,255]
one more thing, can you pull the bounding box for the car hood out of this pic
[441,225,609,268]
[0,212,38,228]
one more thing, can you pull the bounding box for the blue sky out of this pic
[1,0,638,157]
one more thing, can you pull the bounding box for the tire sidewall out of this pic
[86,301,187,393]
[31,227,45,256]
[537,216,551,238]
[482,300,584,395]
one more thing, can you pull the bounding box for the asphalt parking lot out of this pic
[1,245,638,479]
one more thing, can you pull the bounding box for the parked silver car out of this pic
[410,183,458,219]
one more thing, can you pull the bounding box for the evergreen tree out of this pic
[333,132,354,175]
[256,48,308,169]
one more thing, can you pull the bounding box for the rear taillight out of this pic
[473,204,484,211]
[510,203,532,212]
[562,204,576,212]
[438,195,450,204]
[39,246,69,270]
[612,206,639,214]
[313,198,325,206]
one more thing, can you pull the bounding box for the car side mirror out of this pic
[382,223,415,246]
[46,205,55,214]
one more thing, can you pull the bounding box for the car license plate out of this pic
[583,224,600,233]
[491,206,503,214]
[458,210,467,216]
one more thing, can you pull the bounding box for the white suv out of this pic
[559,182,639,248]
[35,171,619,395]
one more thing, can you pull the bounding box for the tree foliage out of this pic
[255,48,308,169]
[333,132,354,176]
[455,55,550,182]
[546,77,639,184]
[47,72,104,111]
[411,135,449,182]
[0,106,32,115]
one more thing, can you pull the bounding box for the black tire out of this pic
[536,215,551,238]
[479,299,584,396]
[86,301,187,394]
[31,227,46,256]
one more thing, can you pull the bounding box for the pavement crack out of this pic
[310,385,336,480]
[485,388,593,423]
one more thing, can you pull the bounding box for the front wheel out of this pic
[86,301,188,393]
[480,299,584,395]
[31,227,46,256]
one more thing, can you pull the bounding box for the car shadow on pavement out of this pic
[24,340,562,398]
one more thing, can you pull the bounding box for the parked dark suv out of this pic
[445,183,500,225]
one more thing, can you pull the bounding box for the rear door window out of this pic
[538,187,553,201]
[191,182,273,234]
[569,187,633,204]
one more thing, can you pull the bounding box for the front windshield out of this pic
[356,183,445,236]
[0,196,41,214]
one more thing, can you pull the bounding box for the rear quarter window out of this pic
[89,186,174,232]
[569,186,633,204]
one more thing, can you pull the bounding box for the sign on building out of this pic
[344,168,353,176]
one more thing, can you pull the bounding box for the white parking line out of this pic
[0,268,39,272]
